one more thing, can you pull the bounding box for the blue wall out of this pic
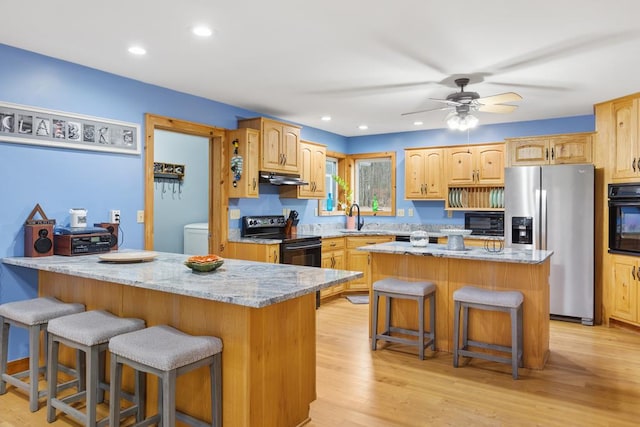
[0,43,595,360]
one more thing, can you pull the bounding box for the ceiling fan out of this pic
[401,77,522,118]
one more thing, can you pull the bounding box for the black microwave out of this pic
[464,212,504,236]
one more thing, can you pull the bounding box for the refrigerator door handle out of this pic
[540,189,547,250]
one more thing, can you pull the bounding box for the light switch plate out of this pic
[397,209,405,217]
[408,208,414,217]
[230,209,241,220]
[136,210,144,223]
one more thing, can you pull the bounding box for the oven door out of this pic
[280,240,322,267]
[609,201,640,255]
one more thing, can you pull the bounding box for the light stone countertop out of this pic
[2,251,363,308]
[357,241,553,264]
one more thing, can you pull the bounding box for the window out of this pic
[318,151,347,216]
[353,152,395,216]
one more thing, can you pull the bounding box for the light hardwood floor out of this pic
[1,297,640,426]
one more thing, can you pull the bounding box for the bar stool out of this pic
[46,310,146,426]
[371,278,436,360]
[452,286,524,379]
[109,325,223,427]
[0,296,85,412]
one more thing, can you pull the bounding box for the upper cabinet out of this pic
[405,148,445,200]
[505,132,593,167]
[227,128,260,198]
[280,140,326,199]
[447,143,504,186]
[238,117,301,174]
[610,98,640,180]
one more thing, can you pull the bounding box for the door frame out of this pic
[144,114,228,255]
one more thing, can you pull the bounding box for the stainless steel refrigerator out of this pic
[504,164,594,325]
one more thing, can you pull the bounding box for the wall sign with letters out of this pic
[0,101,140,155]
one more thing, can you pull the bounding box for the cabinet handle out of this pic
[551,147,555,160]
[545,148,549,160]
[633,158,637,173]
[273,250,278,264]
[331,257,335,268]
[330,242,336,247]
[283,154,287,165]
[633,266,637,281]
[252,178,257,190]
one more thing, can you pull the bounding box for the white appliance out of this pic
[504,164,594,325]
[69,208,87,228]
[183,222,209,255]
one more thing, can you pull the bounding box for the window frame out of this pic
[351,151,396,217]
[318,151,348,216]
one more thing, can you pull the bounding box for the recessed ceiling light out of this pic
[128,46,146,55]
[413,121,423,126]
[358,125,368,130]
[193,26,213,37]
[321,116,331,121]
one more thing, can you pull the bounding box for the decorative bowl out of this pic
[184,255,224,273]
[409,230,429,247]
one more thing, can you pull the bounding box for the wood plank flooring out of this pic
[1,297,640,426]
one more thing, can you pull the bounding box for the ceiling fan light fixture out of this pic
[446,114,460,129]
[447,112,478,131]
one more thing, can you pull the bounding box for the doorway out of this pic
[144,114,228,255]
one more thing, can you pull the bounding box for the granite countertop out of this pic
[357,241,553,264]
[2,251,363,308]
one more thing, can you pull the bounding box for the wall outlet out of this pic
[229,209,241,220]
[397,208,405,217]
[110,209,121,224]
[136,210,144,223]
[408,208,414,217]
[447,210,453,218]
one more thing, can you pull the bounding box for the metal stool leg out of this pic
[0,320,7,395]
[429,292,436,350]
[453,300,461,368]
[371,290,379,351]
[418,297,425,360]
[211,353,222,427]
[28,324,40,412]
[510,306,519,379]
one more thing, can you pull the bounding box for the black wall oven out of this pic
[609,183,640,255]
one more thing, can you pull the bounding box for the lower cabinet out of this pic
[345,236,394,291]
[611,254,639,323]
[225,242,280,263]
[320,237,346,299]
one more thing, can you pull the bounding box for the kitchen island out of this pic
[359,242,553,369]
[2,251,362,427]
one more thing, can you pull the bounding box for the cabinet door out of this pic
[405,149,427,199]
[508,138,550,166]
[612,99,639,179]
[447,147,475,185]
[346,250,370,290]
[262,121,284,171]
[550,134,592,164]
[281,125,300,173]
[476,145,504,184]
[228,128,260,198]
[297,143,315,198]
[310,144,326,196]
[611,256,637,322]
[424,148,444,198]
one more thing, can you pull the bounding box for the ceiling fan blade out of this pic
[429,97,462,107]
[477,104,518,114]
[477,92,522,105]
[401,106,452,116]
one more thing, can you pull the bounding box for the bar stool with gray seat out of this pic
[46,310,146,426]
[452,285,524,379]
[371,278,436,360]
[0,296,85,412]
[109,324,223,427]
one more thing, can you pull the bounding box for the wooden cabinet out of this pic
[345,236,394,291]
[447,143,504,186]
[610,99,640,180]
[226,242,280,264]
[281,141,326,199]
[505,132,593,167]
[227,128,260,198]
[320,237,346,299]
[238,117,301,174]
[404,148,445,199]
[611,254,639,322]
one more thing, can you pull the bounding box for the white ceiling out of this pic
[3,0,640,137]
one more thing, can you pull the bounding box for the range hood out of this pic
[259,171,309,186]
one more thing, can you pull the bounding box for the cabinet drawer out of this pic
[346,235,393,249]
[322,237,345,251]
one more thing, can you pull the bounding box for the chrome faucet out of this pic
[349,203,364,231]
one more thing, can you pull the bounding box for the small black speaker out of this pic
[24,224,54,257]
[95,222,118,250]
